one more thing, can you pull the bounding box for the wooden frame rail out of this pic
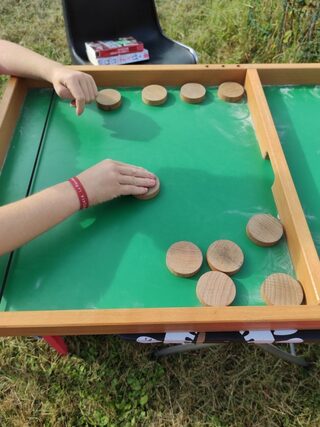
[1,64,320,335]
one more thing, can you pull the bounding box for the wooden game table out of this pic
[1,64,320,339]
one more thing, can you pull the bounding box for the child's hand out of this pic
[51,67,98,115]
[77,160,156,206]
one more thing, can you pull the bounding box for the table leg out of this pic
[42,336,68,355]
[152,342,309,367]
[256,344,309,367]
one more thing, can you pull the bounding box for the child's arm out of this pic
[0,160,156,256]
[0,39,97,115]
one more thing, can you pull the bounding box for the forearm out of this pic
[0,39,63,82]
[0,159,156,256]
[0,181,79,255]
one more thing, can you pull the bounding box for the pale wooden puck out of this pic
[261,273,304,305]
[134,176,160,200]
[166,241,203,277]
[217,82,245,102]
[96,89,122,111]
[247,214,284,246]
[206,240,244,275]
[142,85,167,106]
[196,271,236,306]
[180,83,206,104]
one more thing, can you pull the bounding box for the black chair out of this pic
[61,0,198,65]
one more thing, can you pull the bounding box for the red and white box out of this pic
[85,37,149,65]
[92,49,150,65]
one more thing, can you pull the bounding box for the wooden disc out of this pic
[96,89,122,111]
[142,85,167,106]
[247,214,284,246]
[134,176,160,200]
[166,241,203,277]
[261,273,304,305]
[196,271,236,306]
[217,82,245,102]
[180,83,206,104]
[206,240,244,275]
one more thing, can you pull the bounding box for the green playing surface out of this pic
[265,85,320,255]
[0,87,294,311]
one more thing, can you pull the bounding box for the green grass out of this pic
[1,0,320,426]
[1,336,320,427]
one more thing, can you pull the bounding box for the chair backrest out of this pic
[62,0,164,62]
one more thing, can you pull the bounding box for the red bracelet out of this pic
[68,176,89,209]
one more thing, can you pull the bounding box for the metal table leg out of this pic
[256,343,309,367]
[153,342,309,367]
[153,343,217,358]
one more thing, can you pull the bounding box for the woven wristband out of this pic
[68,176,89,209]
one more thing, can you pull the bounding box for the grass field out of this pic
[1,0,320,426]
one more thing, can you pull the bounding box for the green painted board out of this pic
[265,85,320,254]
[0,87,294,311]
[0,89,53,289]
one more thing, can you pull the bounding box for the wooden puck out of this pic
[134,176,160,200]
[247,214,284,246]
[196,271,236,306]
[166,241,203,277]
[96,89,122,111]
[206,240,244,275]
[217,82,245,102]
[142,85,167,106]
[180,83,206,104]
[261,273,304,305]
